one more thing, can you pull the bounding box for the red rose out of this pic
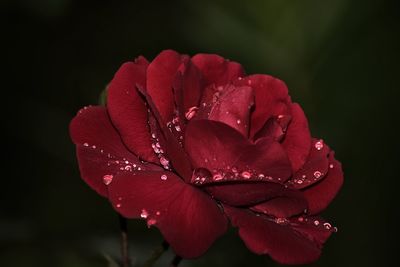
[70,50,343,264]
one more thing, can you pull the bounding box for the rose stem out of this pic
[119,214,130,267]
[142,240,169,267]
[170,255,182,267]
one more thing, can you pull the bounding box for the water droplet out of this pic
[125,160,129,164]
[241,171,251,179]
[160,174,168,181]
[159,156,169,166]
[212,173,223,181]
[275,218,288,224]
[116,203,121,208]
[236,119,241,124]
[147,218,157,228]
[333,226,338,232]
[329,163,334,169]
[298,217,304,222]
[313,171,322,179]
[140,209,149,219]
[102,174,113,185]
[314,220,320,226]
[151,133,156,139]
[315,140,324,150]
[231,167,238,173]
[323,222,332,230]
[92,145,96,149]
[258,173,265,179]
[296,179,304,184]
[302,174,307,179]
[156,211,161,216]
[175,125,181,132]
[185,106,198,120]
[247,80,252,85]
[124,165,132,171]
[83,143,89,147]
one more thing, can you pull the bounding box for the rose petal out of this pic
[69,106,161,197]
[138,85,193,181]
[107,59,159,163]
[250,189,308,218]
[208,85,254,137]
[234,74,290,138]
[282,103,312,173]
[107,171,228,258]
[192,53,245,86]
[205,182,285,206]
[224,206,332,265]
[303,153,344,214]
[176,58,204,115]
[185,120,292,184]
[147,50,184,122]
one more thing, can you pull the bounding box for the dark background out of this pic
[2,0,399,266]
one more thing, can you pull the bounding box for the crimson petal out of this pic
[234,74,290,138]
[205,182,285,206]
[185,120,292,184]
[282,103,312,173]
[224,206,333,265]
[146,50,184,122]
[250,189,308,218]
[107,59,159,163]
[191,53,245,86]
[69,106,161,197]
[208,85,254,137]
[303,153,344,214]
[107,171,228,258]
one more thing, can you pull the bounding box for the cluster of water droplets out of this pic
[81,142,145,187]
[192,166,279,185]
[288,139,331,186]
[166,115,185,147]
[140,208,162,228]
[149,133,172,171]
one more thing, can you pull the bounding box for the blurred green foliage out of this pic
[2,0,399,266]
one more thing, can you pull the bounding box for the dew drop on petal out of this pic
[258,173,265,179]
[236,119,241,124]
[275,218,288,224]
[240,171,251,179]
[124,165,132,171]
[175,125,181,132]
[315,140,324,150]
[147,219,157,228]
[102,174,113,185]
[159,156,169,166]
[212,173,223,181]
[116,203,121,208]
[185,106,198,120]
[323,222,332,230]
[298,217,304,222]
[314,220,320,226]
[156,211,161,216]
[313,171,322,179]
[140,209,149,219]
[160,174,168,181]
[329,163,334,169]
[83,143,89,147]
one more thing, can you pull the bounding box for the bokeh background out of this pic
[2,0,399,266]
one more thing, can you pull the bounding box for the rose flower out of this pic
[70,50,343,264]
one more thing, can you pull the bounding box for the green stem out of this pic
[170,255,182,267]
[142,240,169,267]
[119,215,130,267]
